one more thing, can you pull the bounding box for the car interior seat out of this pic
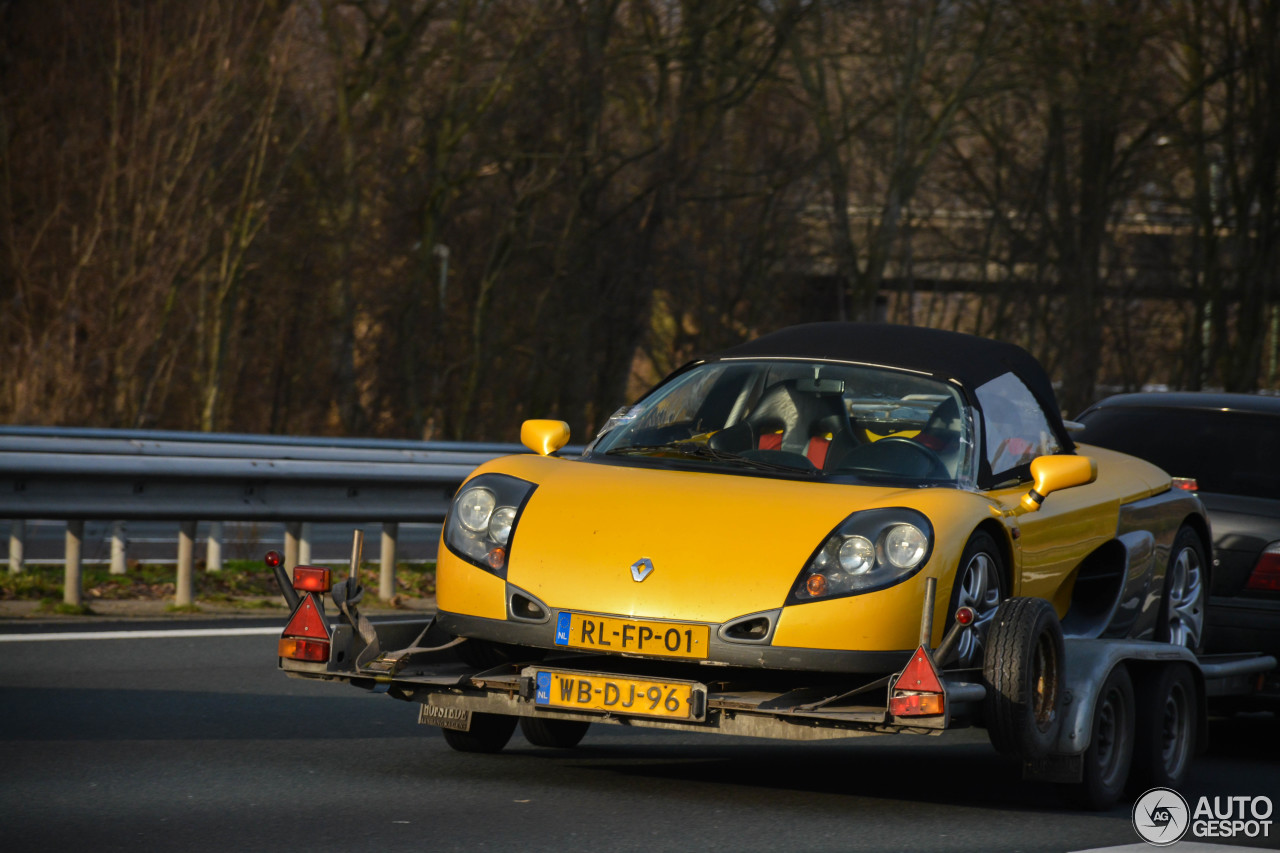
[720,380,853,469]
[915,396,964,476]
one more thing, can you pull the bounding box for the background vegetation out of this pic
[2,0,1277,442]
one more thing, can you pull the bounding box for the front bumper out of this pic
[435,608,914,674]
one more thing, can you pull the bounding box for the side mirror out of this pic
[1019,455,1097,513]
[521,419,571,456]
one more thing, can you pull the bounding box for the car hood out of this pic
[481,454,956,624]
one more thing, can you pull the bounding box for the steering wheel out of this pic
[858,436,949,479]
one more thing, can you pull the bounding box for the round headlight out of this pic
[837,536,875,574]
[488,506,517,545]
[884,523,928,569]
[457,487,496,532]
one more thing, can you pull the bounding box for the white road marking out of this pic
[0,626,281,642]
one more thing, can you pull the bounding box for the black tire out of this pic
[946,530,1007,668]
[983,597,1064,758]
[1157,527,1208,654]
[439,713,517,753]
[1062,664,1135,810]
[1129,664,1198,792]
[520,716,591,749]
[457,638,547,669]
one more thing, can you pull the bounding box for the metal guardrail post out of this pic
[110,521,128,575]
[298,522,312,566]
[64,520,84,606]
[380,522,398,600]
[9,519,23,574]
[206,521,223,572]
[284,522,301,579]
[176,521,196,606]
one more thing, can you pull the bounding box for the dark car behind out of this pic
[1074,392,1280,662]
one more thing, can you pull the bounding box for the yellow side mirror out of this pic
[521,419,571,456]
[1020,455,1097,513]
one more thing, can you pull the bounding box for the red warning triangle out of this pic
[894,645,943,693]
[282,593,330,639]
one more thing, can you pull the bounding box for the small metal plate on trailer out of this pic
[418,703,472,731]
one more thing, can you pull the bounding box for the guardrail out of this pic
[0,426,559,608]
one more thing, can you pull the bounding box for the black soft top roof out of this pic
[707,322,1073,452]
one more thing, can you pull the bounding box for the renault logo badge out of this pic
[630,558,655,582]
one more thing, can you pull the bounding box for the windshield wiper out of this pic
[605,442,817,475]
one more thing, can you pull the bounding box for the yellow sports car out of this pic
[435,322,1209,676]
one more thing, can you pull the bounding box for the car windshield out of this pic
[588,359,976,486]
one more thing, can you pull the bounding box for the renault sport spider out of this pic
[435,323,1209,676]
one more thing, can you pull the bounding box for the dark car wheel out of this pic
[520,716,591,748]
[440,713,518,753]
[947,530,1007,668]
[1158,527,1208,653]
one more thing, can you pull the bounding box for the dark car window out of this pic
[1076,407,1280,498]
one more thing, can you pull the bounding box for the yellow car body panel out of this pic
[438,455,993,652]
[435,555,508,621]
[437,444,1178,658]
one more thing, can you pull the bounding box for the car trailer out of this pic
[271,541,1276,811]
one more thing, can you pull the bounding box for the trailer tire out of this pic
[521,716,591,749]
[983,597,1064,758]
[440,712,517,753]
[1061,663,1135,810]
[1129,664,1197,792]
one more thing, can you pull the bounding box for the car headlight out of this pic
[788,508,933,604]
[444,474,536,577]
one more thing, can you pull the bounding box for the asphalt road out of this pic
[1,620,1277,853]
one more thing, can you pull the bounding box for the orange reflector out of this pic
[889,692,945,716]
[282,592,330,640]
[278,637,330,662]
[292,565,332,593]
[806,574,828,596]
[486,547,506,570]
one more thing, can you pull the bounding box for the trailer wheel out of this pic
[983,597,1064,758]
[1129,664,1197,791]
[440,713,518,753]
[521,716,591,749]
[1062,664,1135,810]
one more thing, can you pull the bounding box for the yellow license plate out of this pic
[553,612,710,659]
[531,669,706,721]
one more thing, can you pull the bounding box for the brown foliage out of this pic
[2,0,1276,443]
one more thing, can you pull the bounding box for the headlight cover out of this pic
[444,473,537,578]
[787,508,934,605]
